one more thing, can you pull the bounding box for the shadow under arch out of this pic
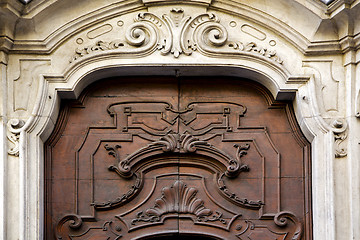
[139,233,221,240]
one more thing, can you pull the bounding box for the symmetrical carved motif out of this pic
[105,133,250,179]
[70,8,283,63]
[331,119,348,158]
[7,119,24,156]
[131,180,227,225]
[50,79,308,239]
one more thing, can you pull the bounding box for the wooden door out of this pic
[45,77,312,239]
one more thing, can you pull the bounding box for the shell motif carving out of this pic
[131,180,226,225]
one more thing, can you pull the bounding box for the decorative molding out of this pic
[70,221,122,240]
[70,40,124,62]
[286,75,311,84]
[217,173,264,209]
[70,8,283,63]
[7,119,25,156]
[55,215,122,240]
[55,214,82,239]
[131,180,227,225]
[302,61,340,112]
[236,211,302,240]
[331,119,348,158]
[227,41,283,64]
[274,211,303,240]
[13,59,51,112]
[91,171,142,210]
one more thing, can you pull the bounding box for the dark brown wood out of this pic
[45,77,312,239]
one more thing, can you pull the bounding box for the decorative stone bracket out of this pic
[7,119,25,156]
[331,119,348,158]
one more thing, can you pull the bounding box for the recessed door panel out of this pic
[46,77,311,239]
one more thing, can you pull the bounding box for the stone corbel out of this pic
[331,119,348,158]
[7,119,25,156]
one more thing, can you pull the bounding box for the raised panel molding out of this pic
[49,79,309,239]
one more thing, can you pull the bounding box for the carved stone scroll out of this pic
[70,8,283,63]
[7,119,25,156]
[331,119,348,158]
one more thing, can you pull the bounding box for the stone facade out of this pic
[0,0,360,239]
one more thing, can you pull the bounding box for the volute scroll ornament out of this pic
[70,8,283,63]
[104,133,250,179]
[331,119,348,158]
[7,119,25,156]
[274,211,303,240]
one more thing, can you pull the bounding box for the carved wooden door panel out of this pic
[46,77,312,239]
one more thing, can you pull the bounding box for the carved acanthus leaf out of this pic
[228,41,283,64]
[131,180,226,225]
[70,40,124,62]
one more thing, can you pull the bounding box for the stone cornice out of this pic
[0,0,359,55]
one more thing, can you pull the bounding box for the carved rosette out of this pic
[131,180,227,225]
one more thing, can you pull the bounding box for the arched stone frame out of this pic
[2,1,355,240]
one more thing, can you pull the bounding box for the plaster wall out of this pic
[0,0,360,239]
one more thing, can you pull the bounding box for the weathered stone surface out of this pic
[1,0,360,240]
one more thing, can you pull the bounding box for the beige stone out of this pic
[1,0,360,239]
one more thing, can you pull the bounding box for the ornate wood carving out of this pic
[131,180,227,225]
[46,78,311,239]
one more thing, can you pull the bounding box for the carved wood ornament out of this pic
[47,77,311,239]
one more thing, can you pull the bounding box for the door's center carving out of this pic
[130,180,227,225]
